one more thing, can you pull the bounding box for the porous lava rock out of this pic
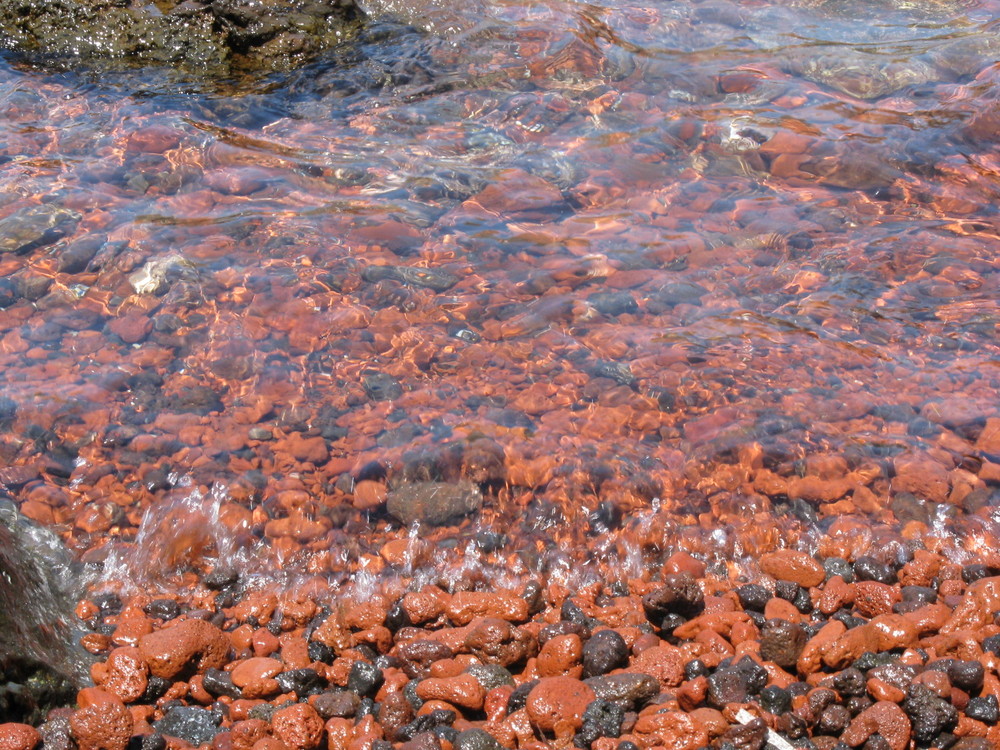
[0,724,41,750]
[68,690,132,750]
[525,676,596,733]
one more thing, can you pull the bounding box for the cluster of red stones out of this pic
[2,541,1000,749]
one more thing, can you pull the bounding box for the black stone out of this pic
[817,704,851,735]
[385,600,412,633]
[356,697,377,718]
[154,706,222,746]
[983,634,1000,657]
[833,610,867,630]
[313,690,361,720]
[562,598,589,626]
[202,669,240,699]
[398,709,457,741]
[582,630,629,678]
[774,580,800,603]
[719,716,767,750]
[707,666,750,707]
[466,664,514,691]
[961,564,996,584]
[900,586,936,604]
[347,661,383,697]
[202,568,237,590]
[276,668,324,696]
[143,676,171,702]
[453,728,503,750]
[641,573,704,625]
[363,371,403,401]
[903,684,958,744]
[735,584,770,612]
[948,660,984,694]
[684,660,710,680]
[574,700,624,748]
[308,640,336,663]
[507,680,538,714]
[823,557,854,583]
[758,685,790,715]
[832,668,866,697]
[144,599,181,621]
[587,291,638,317]
[853,556,896,584]
[965,695,999,724]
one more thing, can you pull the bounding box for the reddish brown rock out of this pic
[866,614,916,652]
[759,550,825,588]
[447,591,530,625]
[630,644,685,688]
[0,724,41,750]
[822,624,881,669]
[942,576,1000,634]
[69,690,134,750]
[138,618,231,680]
[463,618,537,667]
[841,700,910,750]
[893,454,951,503]
[230,720,269,750]
[853,581,901,618]
[415,673,487,710]
[270,703,324,750]
[632,710,710,750]
[99,646,149,703]
[525,676,596,733]
[537,633,583,677]
[231,657,284,698]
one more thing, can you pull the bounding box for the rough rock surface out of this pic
[0,0,361,73]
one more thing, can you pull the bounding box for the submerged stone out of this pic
[386,481,482,526]
[0,204,80,255]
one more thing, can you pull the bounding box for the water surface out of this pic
[1,0,999,592]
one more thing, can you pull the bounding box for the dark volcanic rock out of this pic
[154,706,222,745]
[0,0,361,74]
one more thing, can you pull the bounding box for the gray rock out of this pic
[154,706,223,745]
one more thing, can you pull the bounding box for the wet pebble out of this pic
[581,629,628,678]
[153,706,222,746]
[759,619,807,670]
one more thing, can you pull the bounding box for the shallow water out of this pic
[1,0,999,595]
